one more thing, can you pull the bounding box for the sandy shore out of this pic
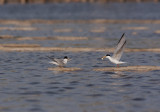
[1,19,160,25]
[93,66,160,72]
[0,44,160,52]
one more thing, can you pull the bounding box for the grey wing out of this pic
[47,56,62,64]
[53,58,64,66]
[112,33,126,61]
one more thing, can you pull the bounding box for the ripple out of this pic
[121,84,133,87]
[103,72,114,74]
[0,72,5,74]
[85,84,94,87]
[45,91,58,95]
[149,79,160,82]
[123,76,134,79]
[100,88,113,92]
[69,81,79,85]
[46,86,59,89]
[29,82,40,85]
[140,60,147,64]
[29,107,43,112]
[49,82,62,85]
[19,91,42,95]
[132,98,145,101]
[135,76,143,79]
[26,99,40,102]
[58,89,65,92]
[141,85,151,88]
[102,80,113,83]
[86,94,104,97]
[92,65,99,67]
[33,75,41,77]
[18,87,29,90]
[63,87,75,90]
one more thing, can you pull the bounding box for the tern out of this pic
[48,56,69,67]
[102,33,127,67]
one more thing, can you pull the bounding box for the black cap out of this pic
[64,56,68,59]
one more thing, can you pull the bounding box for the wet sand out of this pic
[0,44,160,52]
[1,19,160,25]
[93,66,160,72]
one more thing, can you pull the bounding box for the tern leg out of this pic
[58,65,63,68]
[117,64,119,67]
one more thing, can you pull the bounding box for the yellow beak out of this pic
[101,56,106,60]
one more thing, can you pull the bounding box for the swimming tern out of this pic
[101,33,127,67]
[48,56,69,67]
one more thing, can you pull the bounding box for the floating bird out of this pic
[102,33,127,67]
[48,56,69,67]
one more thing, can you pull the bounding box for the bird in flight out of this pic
[102,33,127,67]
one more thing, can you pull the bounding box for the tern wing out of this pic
[53,58,64,66]
[112,33,127,61]
[47,56,64,66]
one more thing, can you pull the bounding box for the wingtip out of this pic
[47,56,54,60]
[117,33,126,44]
[122,33,125,37]
[124,40,127,45]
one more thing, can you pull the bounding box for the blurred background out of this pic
[0,0,160,48]
[0,0,159,4]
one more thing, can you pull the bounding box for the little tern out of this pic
[102,33,127,67]
[48,56,69,67]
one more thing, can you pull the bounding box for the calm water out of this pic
[0,2,160,20]
[0,2,160,112]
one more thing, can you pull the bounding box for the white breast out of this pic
[63,59,68,64]
[108,56,126,65]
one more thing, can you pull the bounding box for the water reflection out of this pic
[111,71,127,78]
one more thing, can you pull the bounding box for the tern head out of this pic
[101,54,110,60]
[64,56,68,59]
[63,56,69,64]
[106,54,110,57]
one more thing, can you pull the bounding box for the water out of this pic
[0,2,160,112]
[0,2,160,20]
[0,52,160,112]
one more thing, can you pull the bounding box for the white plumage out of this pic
[49,56,69,67]
[102,33,127,67]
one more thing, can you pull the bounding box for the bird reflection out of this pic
[111,71,127,78]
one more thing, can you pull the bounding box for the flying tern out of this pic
[102,33,127,67]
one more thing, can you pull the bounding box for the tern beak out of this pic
[101,56,106,60]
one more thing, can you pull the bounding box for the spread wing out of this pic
[53,58,64,65]
[47,56,64,66]
[112,33,127,61]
